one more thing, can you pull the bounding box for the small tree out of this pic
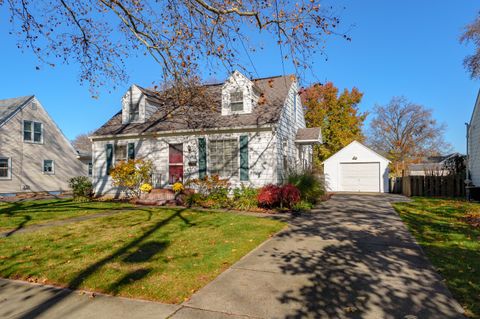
[110,159,153,198]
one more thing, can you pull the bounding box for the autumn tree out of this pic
[302,82,366,166]
[461,12,480,79]
[3,1,349,94]
[368,97,450,176]
[71,132,93,154]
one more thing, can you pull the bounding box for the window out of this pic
[88,162,93,176]
[129,102,140,122]
[0,157,11,179]
[209,139,238,177]
[230,90,244,112]
[114,145,127,165]
[23,120,43,143]
[43,160,54,174]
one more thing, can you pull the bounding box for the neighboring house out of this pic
[468,90,480,188]
[90,71,321,196]
[0,96,85,194]
[323,141,390,193]
[408,153,463,176]
[77,150,93,178]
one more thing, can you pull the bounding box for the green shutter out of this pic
[198,138,207,179]
[128,143,135,160]
[240,135,249,181]
[106,144,113,175]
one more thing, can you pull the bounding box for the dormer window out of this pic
[230,90,244,112]
[129,101,140,122]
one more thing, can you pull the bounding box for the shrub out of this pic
[287,170,324,204]
[68,176,93,202]
[233,185,259,210]
[257,184,281,208]
[186,175,230,196]
[140,183,153,193]
[280,184,301,208]
[172,182,184,193]
[110,159,153,198]
[185,193,203,207]
[292,200,314,212]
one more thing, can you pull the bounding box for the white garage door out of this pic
[340,162,380,192]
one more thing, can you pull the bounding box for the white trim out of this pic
[23,120,44,144]
[0,157,12,180]
[323,140,390,164]
[90,125,272,141]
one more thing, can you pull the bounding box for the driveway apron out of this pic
[179,194,465,319]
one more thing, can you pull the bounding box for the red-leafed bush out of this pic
[257,184,301,209]
[280,184,301,208]
[257,184,281,208]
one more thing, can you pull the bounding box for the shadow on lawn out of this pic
[0,199,133,231]
[15,207,189,319]
[267,195,465,318]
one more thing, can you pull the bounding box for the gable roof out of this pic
[0,95,34,128]
[323,140,391,164]
[92,75,294,137]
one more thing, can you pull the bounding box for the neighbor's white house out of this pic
[0,96,86,194]
[467,89,480,188]
[90,71,322,196]
[323,141,390,193]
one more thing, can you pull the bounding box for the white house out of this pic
[323,141,390,193]
[467,89,480,189]
[0,96,86,194]
[90,71,322,196]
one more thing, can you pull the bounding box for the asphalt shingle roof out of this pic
[92,75,294,137]
[295,127,322,142]
[0,95,34,127]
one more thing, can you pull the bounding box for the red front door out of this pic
[169,144,183,184]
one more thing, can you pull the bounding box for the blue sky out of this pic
[0,1,478,153]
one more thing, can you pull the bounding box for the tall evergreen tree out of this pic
[301,82,366,167]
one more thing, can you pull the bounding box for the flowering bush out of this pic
[172,182,184,193]
[257,184,281,208]
[280,184,301,208]
[140,183,153,193]
[110,159,153,198]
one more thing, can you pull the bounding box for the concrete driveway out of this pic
[177,194,465,318]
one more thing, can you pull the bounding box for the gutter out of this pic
[89,124,274,141]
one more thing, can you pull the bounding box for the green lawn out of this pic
[0,203,285,303]
[0,199,134,232]
[393,198,480,318]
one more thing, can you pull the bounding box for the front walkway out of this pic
[0,194,465,318]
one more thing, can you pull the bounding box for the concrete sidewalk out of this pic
[0,279,180,319]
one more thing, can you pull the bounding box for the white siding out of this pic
[275,81,312,182]
[323,141,390,193]
[469,94,480,186]
[0,98,85,193]
[92,130,277,196]
[221,71,258,116]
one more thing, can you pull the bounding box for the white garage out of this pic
[323,141,390,193]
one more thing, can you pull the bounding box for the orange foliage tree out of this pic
[301,82,366,167]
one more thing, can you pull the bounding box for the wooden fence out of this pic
[390,175,465,198]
